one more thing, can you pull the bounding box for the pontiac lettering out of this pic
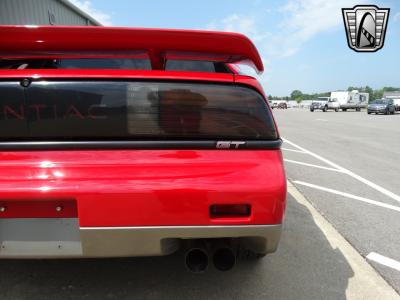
[1,104,108,120]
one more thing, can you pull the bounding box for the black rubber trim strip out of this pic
[0,139,282,150]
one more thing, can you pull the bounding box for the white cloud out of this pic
[68,0,113,26]
[275,0,365,57]
[205,1,367,61]
[206,14,271,81]
[207,14,270,42]
[203,1,376,95]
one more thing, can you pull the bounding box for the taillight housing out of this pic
[210,204,251,218]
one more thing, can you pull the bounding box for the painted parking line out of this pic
[282,148,306,153]
[293,180,400,213]
[367,252,400,272]
[283,138,400,204]
[286,181,399,298]
[284,159,345,173]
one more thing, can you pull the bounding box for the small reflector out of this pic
[210,204,251,218]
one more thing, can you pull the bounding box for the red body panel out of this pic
[0,26,285,236]
[0,69,235,82]
[0,26,263,73]
[0,70,284,228]
[0,150,286,227]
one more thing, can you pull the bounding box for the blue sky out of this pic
[70,0,400,96]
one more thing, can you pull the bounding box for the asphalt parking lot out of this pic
[274,108,400,294]
[0,188,397,300]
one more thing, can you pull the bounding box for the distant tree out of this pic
[295,97,302,104]
[364,86,373,92]
[382,86,400,92]
[318,92,331,97]
[290,90,303,100]
[269,87,400,102]
[372,90,384,101]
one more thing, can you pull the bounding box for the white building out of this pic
[383,91,400,100]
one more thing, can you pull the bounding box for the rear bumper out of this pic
[368,109,386,113]
[81,224,282,257]
[0,149,286,258]
[0,150,286,227]
[310,106,323,110]
[0,218,282,258]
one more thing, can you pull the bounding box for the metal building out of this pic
[0,0,101,26]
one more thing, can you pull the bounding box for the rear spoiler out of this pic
[0,26,264,74]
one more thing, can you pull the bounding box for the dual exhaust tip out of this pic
[185,245,236,273]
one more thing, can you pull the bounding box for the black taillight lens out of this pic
[210,204,251,218]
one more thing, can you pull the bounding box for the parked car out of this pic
[270,100,286,109]
[382,92,400,111]
[277,102,287,109]
[367,99,396,115]
[310,98,328,112]
[0,26,286,272]
[385,98,400,112]
[269,101,278,109]
[394,99,400,112]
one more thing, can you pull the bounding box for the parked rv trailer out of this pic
[322,90,369,112]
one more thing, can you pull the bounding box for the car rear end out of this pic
[310,101,322,111]
[0,26,286,270]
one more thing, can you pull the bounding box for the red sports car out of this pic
[0,26,286,272]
